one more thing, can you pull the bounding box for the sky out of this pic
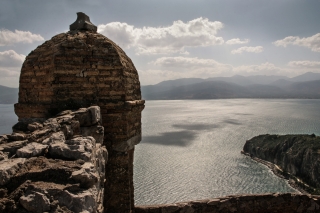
[0,0,320,87]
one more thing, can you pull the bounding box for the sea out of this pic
[1,99,320,205]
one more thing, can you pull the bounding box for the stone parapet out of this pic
[135,193,320,213]
[0,106,107,213]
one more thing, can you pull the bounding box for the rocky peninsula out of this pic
[242,134,320,194]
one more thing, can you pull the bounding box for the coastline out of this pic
[241,151,314,195]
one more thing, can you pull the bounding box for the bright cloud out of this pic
[273,33,320,52]
[97,22,136,49]
[0,29,44,46]
[288,60,320,68]
[98,17,224,55]
[0,50,25,67]
[231,46,263,54]
[226,38,249,45]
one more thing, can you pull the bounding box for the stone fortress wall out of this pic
[13,12,144,213]
[0,12,319,213]
[135,193,320,213]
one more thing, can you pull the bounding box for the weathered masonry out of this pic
[14,12,145,213]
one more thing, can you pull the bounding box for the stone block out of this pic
[7,133,26,141]
[0,140,28,156]
[19,191,51,213]
[71,162,99,188]
[112,134,141,152]
[0,158,26,185]
[49,136,95,161]
[16,142,48,158]
[42,131,65,145]
[27,122,43,132]
[81,125,104,144]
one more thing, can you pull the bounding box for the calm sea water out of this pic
[0,104,18,134]
[134,99,320,205]
[1,100,320,205]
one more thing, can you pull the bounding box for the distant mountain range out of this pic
[142,72,320,100]
[1,72,320,104]
[0,85,18,104]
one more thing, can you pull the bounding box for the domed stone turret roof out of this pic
[15,19,141,119]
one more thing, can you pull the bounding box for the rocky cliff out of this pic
[243,134,320,194]
[0,106,107,213]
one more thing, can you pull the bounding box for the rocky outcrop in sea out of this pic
[242,134,320,194]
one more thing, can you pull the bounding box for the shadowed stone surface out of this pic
[135,194,320,213]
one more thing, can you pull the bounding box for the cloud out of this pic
[273,33,320,52]
[0,50,25,67]
[153,56,231,71]
[97,22,136,49]
[0,67,20,87]
[231,46,263,54]
[288,60,320,68]
[138,56,234,85]
[139,69,183,85]
[226,38,249,45]
[98,17,224,55]
[0,50,24,87]
[0,29,44,46]
[140,59,292,85]
[141,55,320,85]
[0,67,20,77]
[232,62,283,75]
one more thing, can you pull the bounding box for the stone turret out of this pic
[14,12,144,213]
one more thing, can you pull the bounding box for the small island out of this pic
[242,134,320,194]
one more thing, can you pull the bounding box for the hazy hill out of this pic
[285,80,320,98]
[290,72,320,82]
[269,79,293,88]
[0,85,18,104]
[205,75,254,86]
[206,75,290,86]
[145,81,251,100]
[144,81,292,100]
[142,72,320,100]
[141,78,204,98]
